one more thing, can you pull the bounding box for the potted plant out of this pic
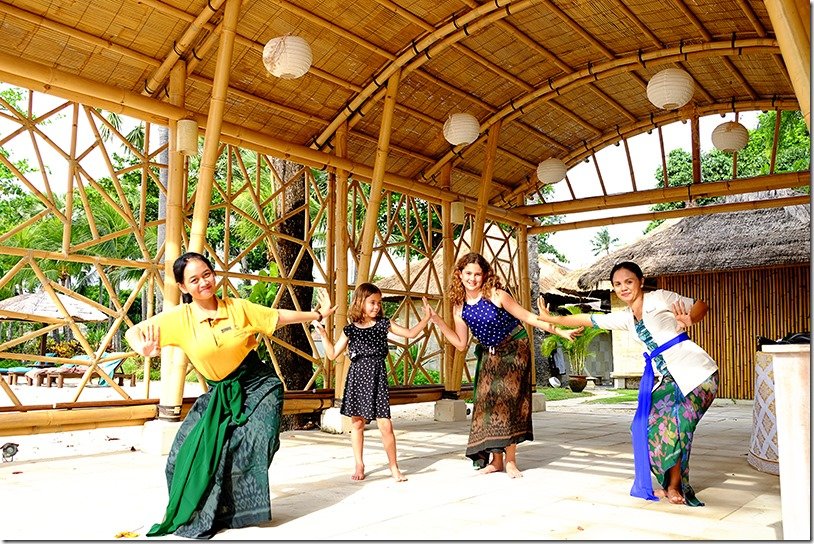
[540,306,608,392]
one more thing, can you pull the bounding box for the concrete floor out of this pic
[0,393,783,540]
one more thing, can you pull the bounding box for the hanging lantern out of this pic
[646,68,694,110]
[711,121,749,153]
[262,36,312,79]
[443,113,480,146]
[536,158,567,184]
[450,201,466,224]
[176,119,198,156]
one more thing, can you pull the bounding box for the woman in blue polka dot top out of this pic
[429,252,581,477]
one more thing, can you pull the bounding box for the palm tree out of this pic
[590,227,619,256]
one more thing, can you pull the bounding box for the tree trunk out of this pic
[270,159,316,430]
[528,234,551,388]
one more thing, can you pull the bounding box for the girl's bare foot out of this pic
[390,466,407,482]
[351,464,365,481]
[506,461,523,478]
[666,487,685,504]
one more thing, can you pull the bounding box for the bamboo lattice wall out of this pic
[660,264,810,399]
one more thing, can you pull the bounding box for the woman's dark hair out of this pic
[609,261,644,283]
[173,252,215,304]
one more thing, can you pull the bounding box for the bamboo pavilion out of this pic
[0,0,808,437]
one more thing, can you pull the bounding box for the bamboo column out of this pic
[63,104,79,254]
[690,115,701,184]
[764,0,810,129]
[439,163,455,391]
[156,62,189,416]
[517,227,535,385]
[356,68,401,283]
[188,0,241,254]
[470,120,502,254]
[333,122,351,402]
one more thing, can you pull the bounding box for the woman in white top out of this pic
[536,261,718,507]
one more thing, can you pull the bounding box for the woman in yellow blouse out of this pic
[125,252,335,539]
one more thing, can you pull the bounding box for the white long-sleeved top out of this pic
[592,289,718,395]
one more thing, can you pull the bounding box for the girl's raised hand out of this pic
[312,320,326,339]
[671,300,692,331]
[536,297,554,321]
[558,326,584,341]
[421,297,433,320]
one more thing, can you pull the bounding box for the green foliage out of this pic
[247,264,281,307]
[536,386,592,401]
[646,111,811,232]
[585,388,639,404]
[540,306,608,376]
[45,338,82,358]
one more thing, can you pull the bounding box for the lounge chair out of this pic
[41,354,135,388]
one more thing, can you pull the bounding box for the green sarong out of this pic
[148,352,283,539]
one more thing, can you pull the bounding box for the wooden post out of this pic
[764,0,810,129]
[690,115,701,184]
[471,120,502,254]
[356,69,401,283]
[439,163,455,391]
[188,0,241,254]
[333,122,351,402]
[63,104,78,254]
[517,226,535,386]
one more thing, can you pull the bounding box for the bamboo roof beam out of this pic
[517,171,810,216]
[499,98,799,203]
[357,69,400,282]
[732,0,793,88]
[420,39,782,185]
[672,0,757,100]
[142,0,226,97]
[529,195,810,234]
[691,116,701,184]
[764,0,811,129]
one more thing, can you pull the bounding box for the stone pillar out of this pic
[763,344,810,540]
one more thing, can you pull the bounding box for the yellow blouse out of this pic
[152,297,280,381]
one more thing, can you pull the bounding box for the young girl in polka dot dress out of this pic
[428,252,581,477]
[314,282,433,482]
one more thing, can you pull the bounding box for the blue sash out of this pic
[630,331,690,501]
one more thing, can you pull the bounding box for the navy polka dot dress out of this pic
[340,317,391,421]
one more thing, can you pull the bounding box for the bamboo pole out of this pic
[0,405,158,436]
[62,104,79,254]
[471,120,502,254]
[529,195,810,234]
[591,153,607,195]
[188,0,240,254]
[333,123,350,402]
[770,110,782,174]
[518,171,809,216]
[439,163,455,391]
[764,0,810,128]
[356,69,400,283]
[142,0,226,97]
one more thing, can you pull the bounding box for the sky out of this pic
[1,84,759,273]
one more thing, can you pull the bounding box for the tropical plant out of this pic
[590,227,619,256]
[539,306,608,376]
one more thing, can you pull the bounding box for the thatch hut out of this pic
[576,195,810,399]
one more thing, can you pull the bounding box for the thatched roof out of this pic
[0,291,108,323]
[0,0,799,209]
[577,199,811,289]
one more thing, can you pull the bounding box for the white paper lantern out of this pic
[263,36,312,79]
[176,119,198,156]
[443,113,480,146]
[450,201,466,224]
[536,158,567,184]
[646,68,694,110]
[711,121,749,153]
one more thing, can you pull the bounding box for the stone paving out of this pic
[0,389,783,540]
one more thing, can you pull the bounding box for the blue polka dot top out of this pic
[461,296,520,347]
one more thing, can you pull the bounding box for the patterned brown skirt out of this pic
[466,326,534,468]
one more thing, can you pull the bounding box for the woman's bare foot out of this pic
[390,466,407,482]
[351,464,365,481]
[654,488,667,499]
[666,487,685,504]
[479,460,504,474]
[505,461,523,478]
